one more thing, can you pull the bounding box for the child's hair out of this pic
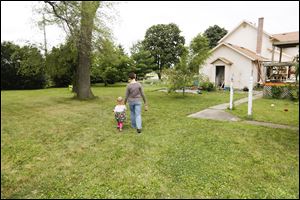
[117,96,123,102]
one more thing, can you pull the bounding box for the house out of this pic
[200,17,299,89]
[264,31,299,83]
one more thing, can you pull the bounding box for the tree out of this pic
[116,45,134,82]
[203,25,228,49]
[42,1,111,99]
[163,33,211,96]
[143,23,185,79]
[130,41,156,80]
[1,42,20,89]
[163,47,194,96]
[45,40,77,87]
[92,39,119,86]
[188,33,211,73]
[91,39,132,85]
[1,41,46,90]
[75,1,100,99]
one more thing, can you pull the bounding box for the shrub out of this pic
[243,86,249,91]
[200,81,215,91]
[254,83,263,90]
[287,84,299,101]
[271,86,283,99]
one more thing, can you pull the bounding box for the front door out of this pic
[215,66,225,88]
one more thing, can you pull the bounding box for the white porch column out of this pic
[229,77,234,110]
[248,76,253,116]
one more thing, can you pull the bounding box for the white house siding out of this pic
[201,46,255,89]
[201,21,299,89]
[268,48,293,62]
[222,22,273,57]
[209,60,231,87]
[282,45,299,59]
[220,22,298,62]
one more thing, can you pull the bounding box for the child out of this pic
[113,96,126,132]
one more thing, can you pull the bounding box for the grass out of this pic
[227,98,299,126]
[1,85,299,198]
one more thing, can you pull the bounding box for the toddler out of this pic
[113,96,126,131]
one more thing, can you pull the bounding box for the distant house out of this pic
[200,18,299,89]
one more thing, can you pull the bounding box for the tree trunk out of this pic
[72,68,78,93]
[157,72,161,80]
[157,58,162,80]
[75,1,99,99]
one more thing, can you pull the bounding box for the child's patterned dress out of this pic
[115,111,126,122]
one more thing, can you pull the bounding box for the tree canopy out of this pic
[143,23,185,79]
[203,25,228,49]
[130,41,156,80]
[1,41,46,90]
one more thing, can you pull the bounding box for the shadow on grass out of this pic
[49,96,102,105]
[92,83,127,88]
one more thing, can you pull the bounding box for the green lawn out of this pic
[228,98,299,126]
[1,85,299,198]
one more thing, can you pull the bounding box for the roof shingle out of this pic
[226,43,269,61]
[271,31,299,43]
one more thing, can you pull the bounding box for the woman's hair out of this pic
[128,72,136,79]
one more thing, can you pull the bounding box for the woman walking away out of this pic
[124,72,148,134]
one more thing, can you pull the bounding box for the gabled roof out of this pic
[270,31,299,47]
[218,20,272,44]
[226,43,269,61]
[271,31,299,43]
[210,57,233,65]
[211,42,269,61]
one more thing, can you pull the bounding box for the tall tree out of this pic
[203,25,228,49]
[130,41,156,79]
[92,39,120,86]
[76,1,99,99]
[143,23,185,79]
[42,1,109,99]
[45,40,77,87]
[91,40,132,85]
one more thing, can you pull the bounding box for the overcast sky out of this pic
[1,1,299,54]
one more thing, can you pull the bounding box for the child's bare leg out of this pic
[119,122,123,131]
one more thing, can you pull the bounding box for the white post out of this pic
[229,77,234,110]
[248,76,253,116]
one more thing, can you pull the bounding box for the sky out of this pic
[1,1,299,54]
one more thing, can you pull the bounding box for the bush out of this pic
[243,86,249,91]
[287,84,299,101]
[254,83,263,90]
[271,86,283,99]
[200,81,215,91]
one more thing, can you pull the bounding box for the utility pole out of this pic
[43,14,48,56]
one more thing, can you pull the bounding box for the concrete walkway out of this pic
[243,120,299,131]
[188,91,263,121]
[188,91,298,131]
